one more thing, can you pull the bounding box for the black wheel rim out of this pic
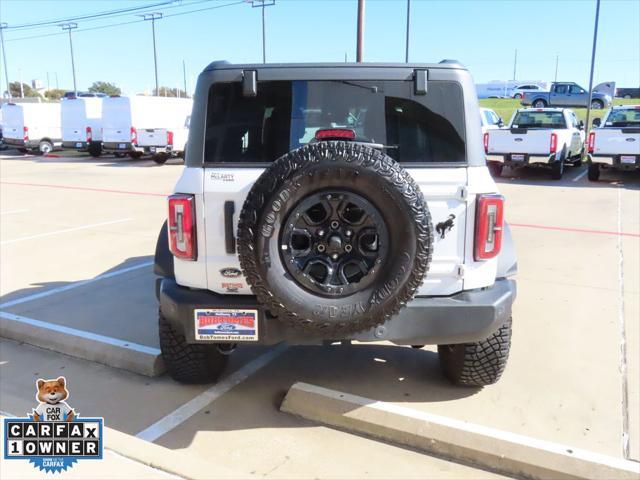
[279,190,389,297]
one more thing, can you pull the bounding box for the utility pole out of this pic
[405,0,410,62]
[182,60,187,98]
[554,54,559,82]
[47,72,50,92]
[59,23,78,95]
[139,12,162,95]
[250,1,275,63]
[512,49,517,81]
[585,0,602,147]
[55,72,59,89]
[0,23,11,99]
[356,0,365,62]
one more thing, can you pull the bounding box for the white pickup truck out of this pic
[587,105,640,181]
[485,108,585,180]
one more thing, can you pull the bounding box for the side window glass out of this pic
[555,85,568,94]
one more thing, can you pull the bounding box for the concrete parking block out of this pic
[281,382,640,480]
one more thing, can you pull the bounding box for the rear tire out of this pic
[38,140,53,156]
[590,99,604,110]
[88,142,102,158]
[129,151,143,159]
[588,162,600,181]
[488,162,503,177]
[438,318,512,387]
[551,151,565,180]
[153,154,168,165]
[159,311,230,384]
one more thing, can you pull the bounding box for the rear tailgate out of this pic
[137,128,168,147]
[592,128,640,156]
[487,128,552,156]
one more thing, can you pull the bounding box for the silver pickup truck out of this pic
[522,82,612,110]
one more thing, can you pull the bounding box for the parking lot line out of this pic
[0,181,167,197]
[0,261,153,309]
[136,343,289,442]
[0,209,29,216]
[510,222,640,238]
[572,170,588,182]
[1,218,132,245]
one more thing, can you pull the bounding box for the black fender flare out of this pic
[154,221,175,279]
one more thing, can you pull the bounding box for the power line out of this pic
[4,1,245,43]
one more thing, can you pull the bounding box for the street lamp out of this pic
[584,0,601,141]
[249,0,275,63]
[138,12,162,95]
[0,23,11,99]
[405,0,410,63]
[59,22,78,95]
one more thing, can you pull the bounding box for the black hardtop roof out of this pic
[203,60,466,73]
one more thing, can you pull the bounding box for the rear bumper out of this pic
[3,138,30,148]
[589,154,639,169]
[103,141,133,152]
[135,145,173,154]
[487,153,558,165]
[63,141,88,150]
[158,278,516,346]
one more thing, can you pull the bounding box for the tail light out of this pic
[474,194,504,261]
[588,132,596,153]
[23,126,29,142]
[130,126,138,146]
[167,130,174,146]
[483,132,489,154]
[86,126,92,142]
[168,194,197,260]
[315,128,356,141]
[550,133,557,154]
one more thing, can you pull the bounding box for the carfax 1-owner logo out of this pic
[3,376,104,473]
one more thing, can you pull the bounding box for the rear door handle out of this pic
[224,201,236,254]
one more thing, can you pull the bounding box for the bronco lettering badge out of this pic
[3,376,104,473]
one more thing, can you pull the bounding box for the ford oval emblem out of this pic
[220,267,242,278]
[515,138,523,142]
[626,138,636,142]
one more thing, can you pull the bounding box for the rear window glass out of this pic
[605,108,640,127]
[512,111,566,129]
[204,80,465,164]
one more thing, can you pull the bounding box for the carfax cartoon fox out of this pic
[32,377,75,422]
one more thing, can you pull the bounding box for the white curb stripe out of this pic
[0,261,153,309]
[0,311,160,356]
[1,218,132,245]
[137,343,289,442]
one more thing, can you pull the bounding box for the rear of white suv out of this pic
[154,62,517,387]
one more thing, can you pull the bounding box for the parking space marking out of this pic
[617,185,630,459]
[0,311,161,356]
[0,261,153,309]
[510,222,640,238]
[136,343,289,442]
[0,209,29,216]
[1,218,132,245]
[0,181,167,197]
[572,170,588,182]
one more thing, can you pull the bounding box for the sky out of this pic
[0,0,639,96]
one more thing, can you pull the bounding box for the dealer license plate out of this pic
[511,154,525,161]
[118,143,126,149]
[194,309,258,341]
[75,142,83,148]
[621,155,636,164]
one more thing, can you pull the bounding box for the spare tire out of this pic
[237,141,433,336]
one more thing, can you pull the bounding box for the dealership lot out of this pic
[0,151,638,478]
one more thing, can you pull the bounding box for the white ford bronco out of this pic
[154,61,517,387]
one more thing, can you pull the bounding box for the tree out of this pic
[153,86,188,98]
[88,81,121,96]
[9,82,40,98]
[44,89,66,100]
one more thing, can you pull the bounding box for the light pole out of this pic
[182,60,188,98]
[405,0,410,62]
[59,22,78,95]
[554,54,559,82]
[512,49,517,81]
[0,23,11,99]
[356,0,365,62]
[584,0,601,140]
[139,12,162,95]
[250,1,275,63]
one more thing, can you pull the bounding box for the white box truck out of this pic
[1,102,62,154]
[102,96,192,161]
[61,97,104,157]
